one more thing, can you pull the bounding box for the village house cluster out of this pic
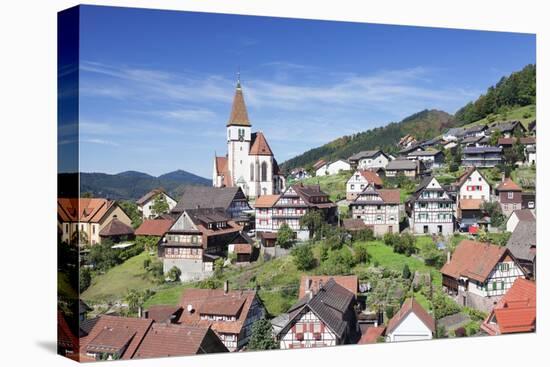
[58,80,536,361]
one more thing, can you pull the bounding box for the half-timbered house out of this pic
[349,183,400,236]
[276,278,358,349]
[254,184,336,241]
[407,177,455,235]
[441,240,527,312]
[160,208,243,281]
[346,169,383,201]
[176,283,265,351]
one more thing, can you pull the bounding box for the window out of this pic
[65,224,68,232]
[250,163,254,181]
[492,282,497,291]
[261,162,267,182]
[350,184,355,189]
[508,192,514,199]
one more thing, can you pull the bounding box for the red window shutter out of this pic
[320,323,325,333]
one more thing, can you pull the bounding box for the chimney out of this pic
[447,251,451,264]
[138,306,143,318]
[224,280,229,294]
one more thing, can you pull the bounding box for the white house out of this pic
[346,169,383,201]
[316,159,351,176]
[136,188,177,219]
[348,150,391,170]
[453,167,492,202]
[385,298,435,343]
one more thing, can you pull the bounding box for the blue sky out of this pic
[73,5,535,177]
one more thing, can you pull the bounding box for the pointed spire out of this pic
[227,71,250,127]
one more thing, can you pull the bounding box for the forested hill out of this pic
[454,64,536,125]
[281,64,536,172]
[281,109,454,171]
[58,170,210,200]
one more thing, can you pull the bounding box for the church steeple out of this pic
[227,74,251,127]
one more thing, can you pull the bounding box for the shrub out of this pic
[402,264,411,279]
[385,305,395,319]
[352,228,375,242]
[454,327,466,337]
[318,247,356,275]
[80,266,92,292]
[432,291,461,319]
[143,258,151,269]
[393,233,417,256]
[291,245,316,271]
[276,223,295,249]
[465,321,481,336]
[248,319,279,350]
[167,266,182,282]
[353,242,369,264]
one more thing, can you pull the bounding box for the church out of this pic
[213,79,286,198]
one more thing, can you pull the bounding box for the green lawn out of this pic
[82,251,157,304]
[293,171,351,202]
[355,240,442,287]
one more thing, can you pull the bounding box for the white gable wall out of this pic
[386,312,433,342]
[459,170,491,202]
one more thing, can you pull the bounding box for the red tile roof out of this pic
[496,178,522,192]
[144,305,182,323]
[136,188,173,206]
[441,240,512,282]
[358,326,385,344]
[249,132,274,156]
[298,275,358,298]
[359,169,383,186]
[313,159,327,170]
[99,217,134,237]
[135,219,174,237]
[79,315,153,360]
[214,156,232,187]
[58,198,115,223]
[177,288,258,335]
[133,323,227,358]
[377,189,401,204]
[482,278,536,335]
[227,83,250,126]
[254,194,280,208]
[459,199,484,210]
[386,298,435,335]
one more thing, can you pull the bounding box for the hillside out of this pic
[282,64,535,172]
[454,64,535,125]
[62,169,210,200]
[281,109,455,171]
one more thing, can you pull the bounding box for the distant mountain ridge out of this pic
[65,169,210,201]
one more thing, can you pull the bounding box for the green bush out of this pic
[292,245,316,271]
[353,242,370,264]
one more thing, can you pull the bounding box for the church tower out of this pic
[226,77,252,195]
